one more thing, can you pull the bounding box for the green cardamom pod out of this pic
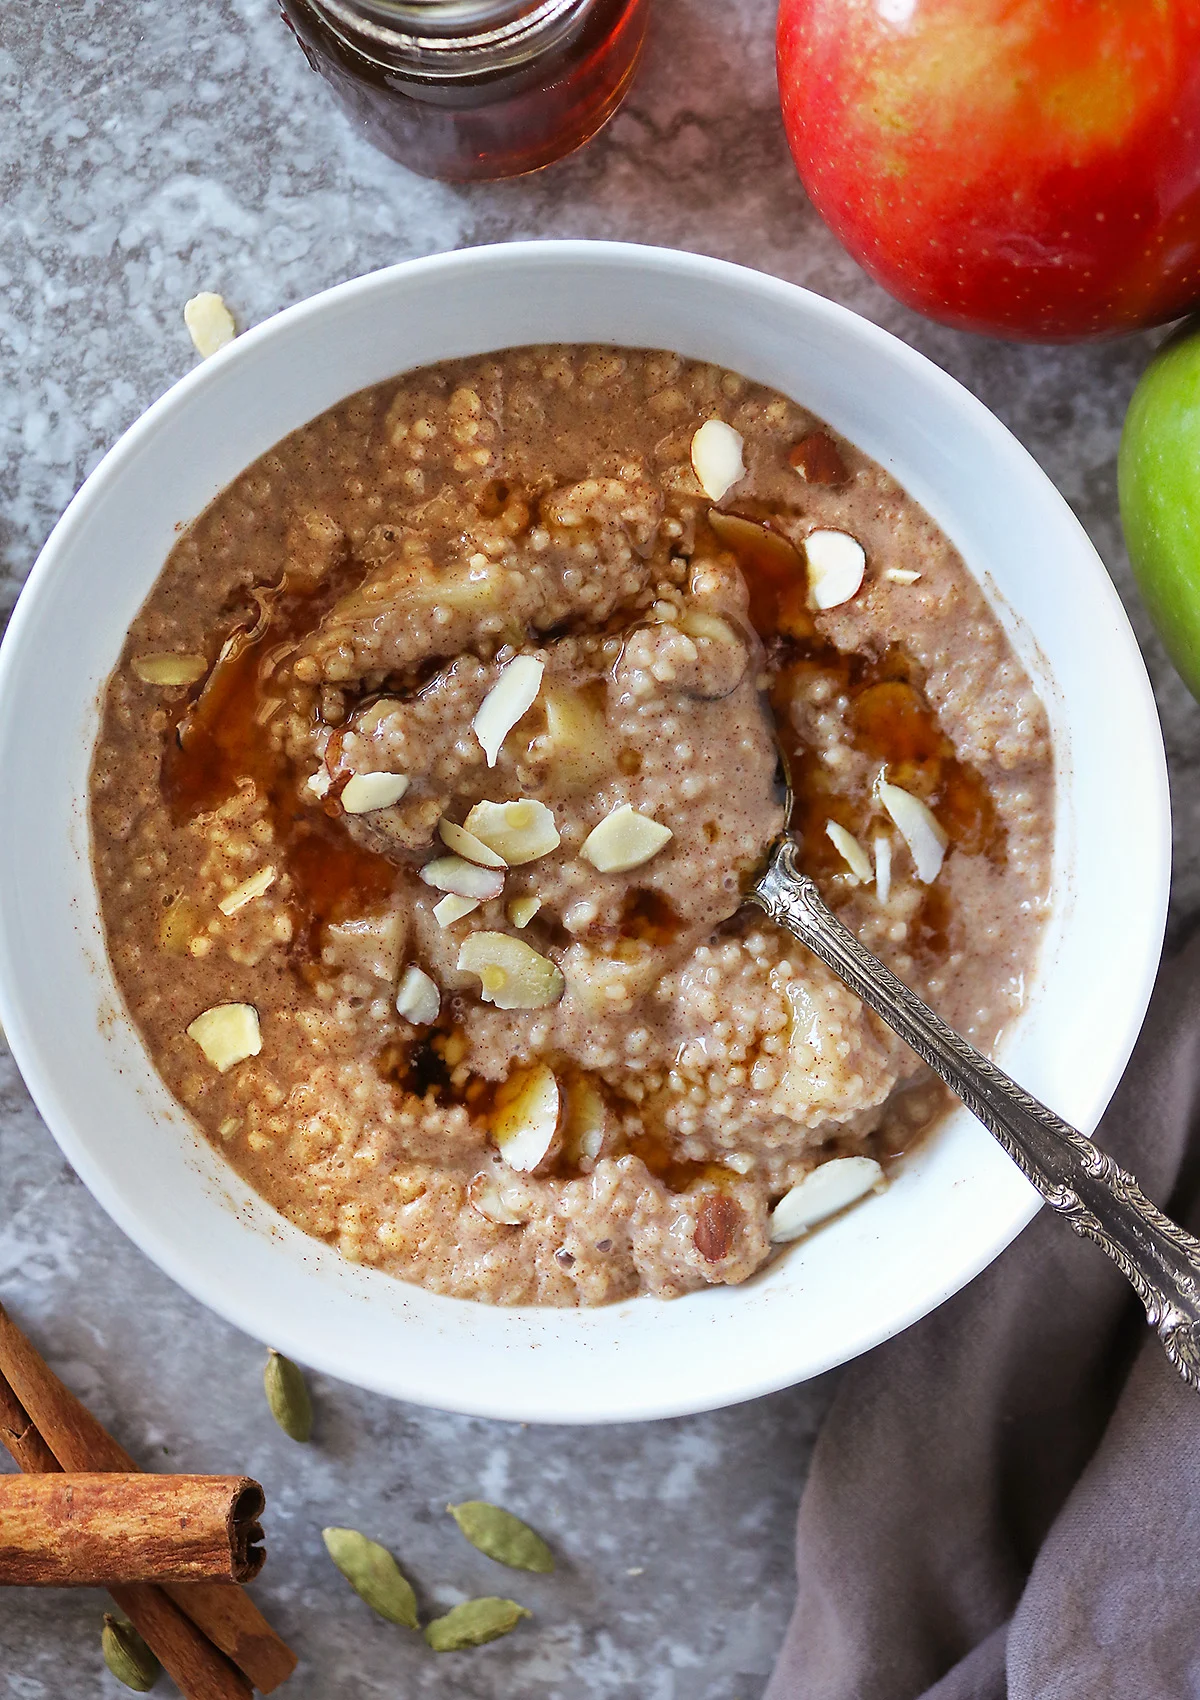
[263,1348,313,1442]
[101,1614,160,1692]
[322,1526,419,1629]
[447,1501,554,1573]
[424,1596,531,1652]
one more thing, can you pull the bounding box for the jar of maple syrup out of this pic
[279,0,650,182]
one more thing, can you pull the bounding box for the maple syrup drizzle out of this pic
[160,561,401,955]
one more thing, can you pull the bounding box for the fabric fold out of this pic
[767,931,1200,1700]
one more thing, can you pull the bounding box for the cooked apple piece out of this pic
[186,1003,262,1073]
[490,1063,560,1171]
[472,655,545,767]
[580,803,673,873]
[463,798,560,866]
[131,652,208,686]
[535,686,613,789]
[769,1157,884,1242]
[457,932,565,1010]
[562,1074,607,1164]
[159,895,202,956]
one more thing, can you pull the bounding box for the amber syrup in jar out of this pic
[279,0,649,181]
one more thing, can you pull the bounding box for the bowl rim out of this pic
[0,239,1171,1422]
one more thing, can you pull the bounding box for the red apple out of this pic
[776,0,1200,342]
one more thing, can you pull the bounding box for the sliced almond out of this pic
[508,895,542,929]
[825,822,871,883]
[438,818,506,869]
[433,893,480,927]
[580,804,672,874]
[885,567,922,586]
[341,771,410,814]
[468,1166,531,1225]
[186,1003,261,1073]
[395,964,440,1025]
[490,1063,560,1171]
[183,292,236,358]
[419,855,505,901]
[131,653,208,686]
[873,834,892,906]
[878,779,947,883]
[805,529,866,610]
[463,798,560,866]
[218,865,277,916]
[306,768,332,800]
[769,1156,884,1243]
[472,655,544,767]
[457,932,565,1010]
[690,419,746,502]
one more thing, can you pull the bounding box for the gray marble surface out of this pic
[2,0,1199,1694]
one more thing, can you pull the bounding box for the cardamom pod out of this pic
[447,1501,554,1573]
[263,1348,313,1442]
[424,1596,531,1652]
[322,1526,419,1629]
[101,1614,160,1692]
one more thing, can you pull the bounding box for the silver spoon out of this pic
[748,834,1200,1391]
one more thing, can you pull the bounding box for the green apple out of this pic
[1119,321,1200,704]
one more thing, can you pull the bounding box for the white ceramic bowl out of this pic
[0,242,1169,1423]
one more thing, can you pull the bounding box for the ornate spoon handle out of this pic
[751,839,1200,1390]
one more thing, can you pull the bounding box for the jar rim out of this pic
[312,0,578,49]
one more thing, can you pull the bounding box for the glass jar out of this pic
[279,0,650,182]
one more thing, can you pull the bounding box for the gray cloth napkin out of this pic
[766,929,1200,1700]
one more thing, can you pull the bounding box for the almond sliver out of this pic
[580,804,672,874]
[878,779,947,883]
[464,798,560,866]
[805,529,866,610]
[419,856,505,900]
[472,655,545,767]
[769,1157,884,1243]
[395,965,440,1025]
[217,865,277,916]
[438,817,507,868]
[433,893,480,927]
[491,1064,560,1171]
[341,772,410,814]
[825,821,872,883]
[690,419,745,502]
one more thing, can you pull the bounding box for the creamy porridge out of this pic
[90,346,1053,1305]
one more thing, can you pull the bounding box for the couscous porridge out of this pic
[90,345,1053,1305]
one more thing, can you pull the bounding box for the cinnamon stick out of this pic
[0,1373,57,1473]
[0,1371,251,1698]
[0,1304,296,1692]
[0,1473,265,1585]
